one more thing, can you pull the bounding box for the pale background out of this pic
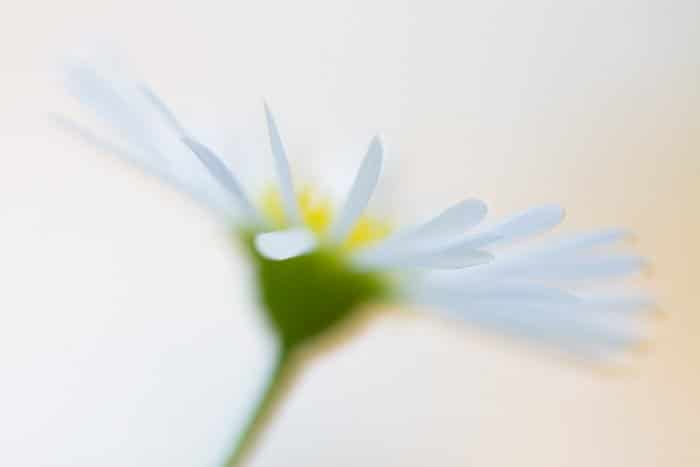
[1,1,698,466]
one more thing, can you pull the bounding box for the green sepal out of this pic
[239,230,392,351]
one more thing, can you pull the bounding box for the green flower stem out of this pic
[223,348,296,467]
[225,234,392,465]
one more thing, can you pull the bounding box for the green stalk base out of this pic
[223,350,295,467]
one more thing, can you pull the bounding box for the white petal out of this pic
[182,137,262,224]
[496,228,631,264]
[368,198,488,253]
[51,113,160,173]
[355,246,493,270]
[489,204,565,242]
[436,232,502,254]
[51,115,238,218]
[354,229,498,271]
[329,136,383,242]
[484,254,646,281]
[353,200,491,268]
[254,228,317,260]
[264,103,301,224]
[529,255,647,280]
[460,302,643,356]
[403,198,487,241]
[413,249,494,269]
[413,283,644,356]
[435,227,643,285]
[577,294,657,314]
[62,60,244,221]
[535,229,630,255]
[64,63,156,153]
[432,281,580,305]
[368,205,562,274]
[139,84,187,136]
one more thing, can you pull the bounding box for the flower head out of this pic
[58,54,653,465]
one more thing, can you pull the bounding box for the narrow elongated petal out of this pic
[453,302,644,357]
[356,245,493,270]
[254,228,317,260]
[410,249,494,269]
[62,60,246,221]
[353,199,490,267]
[354,204,562,273]
[436,232,502,254]
[370,198,488,252]
[52,113,173,183]
[531,229,630,256]
[139,84,187,136]
[523,255,647,280]
[354,230,498,271]
[329,136,383,242]
[402,199,487,242]
[182,137,262,224]
[488,205,565,242]
[576,294,656,314]
[422,281,580,305]
[412,283,646,357]
[64,63,156,153]
[436,227,637,281]
[264,103,301,224]
[52,114,237,217]
[469,254,646,282]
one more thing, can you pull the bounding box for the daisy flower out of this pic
[57,55,653,466]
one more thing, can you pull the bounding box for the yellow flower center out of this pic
[260,185,391,250]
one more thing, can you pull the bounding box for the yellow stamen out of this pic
[260,186,287,228]
[297,186,332,235]
[343,216,392,250]
[259,185,391,250]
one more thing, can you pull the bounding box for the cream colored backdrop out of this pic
[1,1,698,466]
